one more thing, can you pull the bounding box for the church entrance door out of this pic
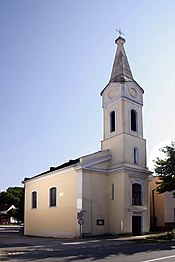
[132,216,141,235]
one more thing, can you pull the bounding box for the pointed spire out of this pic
[110,36,133,82]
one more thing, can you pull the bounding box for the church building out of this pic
[23,35,151,237]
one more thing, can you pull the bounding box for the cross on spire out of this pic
[116,28,124,37]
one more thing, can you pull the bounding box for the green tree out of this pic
[0,187,24,222]
[154,141,175,197]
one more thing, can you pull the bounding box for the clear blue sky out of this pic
[1,0,175,191]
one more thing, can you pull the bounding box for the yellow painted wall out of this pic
[108,172,125,234]
[24,168,78,238]
[82,171,108,236]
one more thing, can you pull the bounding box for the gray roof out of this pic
[110,36,133,82]
[101,36,144,95]
[23,158,80,182]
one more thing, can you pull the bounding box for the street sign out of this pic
[78,219,84,225]
[77,212,84,219]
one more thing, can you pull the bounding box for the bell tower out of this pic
[101,36,146,169]
[100,36,151,235]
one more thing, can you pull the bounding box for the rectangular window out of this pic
[110,183,115,200]
[31,191,37,209]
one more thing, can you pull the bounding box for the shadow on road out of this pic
[0,229,175,261]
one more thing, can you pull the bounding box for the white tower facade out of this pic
[101,36,151,235]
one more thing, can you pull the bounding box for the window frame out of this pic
[31,191,37,209]
[134,147,138,164]
[110,110,116,133]
[110,183,115,200]
[49,187,57,207]
[132,183,142,206]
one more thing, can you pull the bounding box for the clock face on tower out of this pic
[129,87,137,98]
[108,89,116,99]
[107,86,120,100]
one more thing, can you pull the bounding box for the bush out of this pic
[147,230,175,241]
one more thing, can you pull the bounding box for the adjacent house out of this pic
[0,204,16,224]
[150,177,175,231]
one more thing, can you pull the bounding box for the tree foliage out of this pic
[154,141,175,197]
[0,187,24,222]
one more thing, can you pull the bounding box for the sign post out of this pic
[77,210,86,238]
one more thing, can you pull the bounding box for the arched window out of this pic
[49,187,57,207]
[31,191,37,209]
[134,148,138,164]
[131,109,137,131]
[110,110,116,132]
[132,183,142,205]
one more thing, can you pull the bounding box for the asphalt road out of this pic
[0,226,175,261]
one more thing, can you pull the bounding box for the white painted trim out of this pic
[141,255,175,262]
[130,178,144,207]
[77,164,151,175]
[76,154,112,170]
[76,171,83,212]
[131,178,144,186]
[103,96,143,108]
[7,205,16,212]
[101,131,146,141]
[128,206,147,212]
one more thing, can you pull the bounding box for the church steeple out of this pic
[110,36,133,83]
[101,36,146,168]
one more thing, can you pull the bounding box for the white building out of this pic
[23,36,151,238]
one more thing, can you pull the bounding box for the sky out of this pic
[1,0,175,191]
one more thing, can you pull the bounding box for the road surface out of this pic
[0,226,175,261]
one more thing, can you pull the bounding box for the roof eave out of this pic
[22,158,80,184]
[100,77,144,96]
